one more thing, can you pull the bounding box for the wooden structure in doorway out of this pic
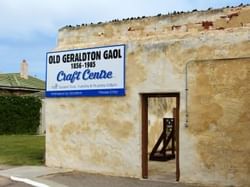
[149,117,175,161]
[141,92,180,181]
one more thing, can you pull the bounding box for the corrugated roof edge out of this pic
[0,85,44,91]
[0,73,45,90]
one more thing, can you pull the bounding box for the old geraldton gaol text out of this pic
[48,48,122,83]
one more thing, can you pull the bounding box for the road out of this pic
[0,166,201,187]
[0,176,31,187]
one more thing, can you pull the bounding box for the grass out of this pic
[0,135,45,165]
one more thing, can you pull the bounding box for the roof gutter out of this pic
[0,86,45,92]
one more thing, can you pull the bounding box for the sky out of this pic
[0,0,249,80]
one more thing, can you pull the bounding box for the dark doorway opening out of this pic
[141,93,180,181]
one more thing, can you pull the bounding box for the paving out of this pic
[0,166,200,187]
[0,165,14,171]
[42,172,196,187]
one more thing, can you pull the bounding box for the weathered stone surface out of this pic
[187,59,250,186]
[46,5,250,186]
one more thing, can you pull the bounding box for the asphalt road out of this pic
[0,176,31,187]
[0,165,201,187]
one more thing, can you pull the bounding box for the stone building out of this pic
[45,5,250,187]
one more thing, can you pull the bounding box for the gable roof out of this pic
[0,73,45,91]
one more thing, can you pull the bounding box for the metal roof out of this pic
[0,73,45,91]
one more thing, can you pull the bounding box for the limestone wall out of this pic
[46,5,250,186]
[186,58,250,186]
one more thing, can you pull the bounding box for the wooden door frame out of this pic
[141,92,180,181]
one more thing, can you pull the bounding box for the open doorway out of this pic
[141,93,180,181]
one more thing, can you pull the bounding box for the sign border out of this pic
[45,44,126,97]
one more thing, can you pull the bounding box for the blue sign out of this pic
[46,44,125,97]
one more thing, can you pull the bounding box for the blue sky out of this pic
[0,0,249,80]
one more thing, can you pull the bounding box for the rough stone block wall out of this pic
[187,59,250,186]
[46,5,250,186]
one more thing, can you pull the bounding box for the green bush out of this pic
[0,96,42,134]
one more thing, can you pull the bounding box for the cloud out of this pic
[1,0,246,41]
[0,0,248,79]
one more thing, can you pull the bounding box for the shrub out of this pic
[0,96,42,134]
